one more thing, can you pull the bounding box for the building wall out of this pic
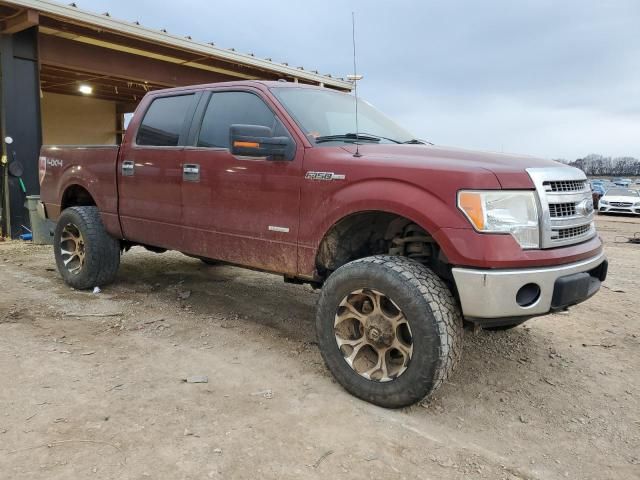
[1,27,42,238]
[41,92,117,145]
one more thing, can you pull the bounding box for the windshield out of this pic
[606,188,638,197]
[271,87,415,144]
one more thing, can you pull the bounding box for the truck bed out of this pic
[39,145,122,237]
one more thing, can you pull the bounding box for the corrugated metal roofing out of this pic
[1,0,352,90]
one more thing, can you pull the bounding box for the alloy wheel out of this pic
[59,223,86,275]
[334,288,413,382]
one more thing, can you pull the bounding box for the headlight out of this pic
[458,190,540,249]
[634,202,640,207]
[599,199,608,205]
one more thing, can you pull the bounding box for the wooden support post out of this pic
[1,10,39,34]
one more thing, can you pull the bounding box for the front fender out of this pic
[297,178,472,276]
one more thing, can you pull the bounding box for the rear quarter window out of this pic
[136,94,195,146]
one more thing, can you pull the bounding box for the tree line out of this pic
[556,154,640,176]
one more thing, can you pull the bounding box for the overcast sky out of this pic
[77,0,640,160]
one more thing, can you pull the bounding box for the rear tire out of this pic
[316,255,463,408]
[54,206,120,289]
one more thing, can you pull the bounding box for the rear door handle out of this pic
[183,163,200,182]
[122,160,135,176]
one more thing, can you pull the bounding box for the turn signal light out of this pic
[458,192,485,230]
[233,141,260,149]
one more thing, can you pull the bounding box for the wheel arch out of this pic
[60,184,97,210]
[314,208,450,279]
[302,178,464,279]
[57,183,123,239]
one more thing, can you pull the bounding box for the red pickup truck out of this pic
[39,81,607,407]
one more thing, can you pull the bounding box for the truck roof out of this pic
[146,80,336,97]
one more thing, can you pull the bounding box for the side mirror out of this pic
[229,124,292,161]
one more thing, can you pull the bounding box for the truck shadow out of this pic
[115,249,542,400]
[116,249,319,343]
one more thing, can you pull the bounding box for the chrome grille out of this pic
[548,202,577,218]
[527,167,596,248]
[543,180,588,192]
[551,224,591,241]
[610,202,632,207]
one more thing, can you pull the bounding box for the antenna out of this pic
[349,12,362,158]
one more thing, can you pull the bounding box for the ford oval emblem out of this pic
[576,199,594,216]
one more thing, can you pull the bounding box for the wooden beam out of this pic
[40,64,166,90]
[39,34,234,88]
[2,10,38,34]
[43,85,141,104]
[40,72,161,95]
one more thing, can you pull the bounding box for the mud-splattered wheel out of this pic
[54,206,120,289]
[316,255,463,408]
[334,289,413,382]
[59,223,86,275]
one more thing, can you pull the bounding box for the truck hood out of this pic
[340,143,564,189]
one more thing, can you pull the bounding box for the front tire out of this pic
[316,255,463,408]
[54,206,120,289]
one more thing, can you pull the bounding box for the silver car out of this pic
[598,188,640,215]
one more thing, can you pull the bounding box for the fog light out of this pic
[516,283,541,307]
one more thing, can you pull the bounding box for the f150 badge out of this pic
[305,171,346,181]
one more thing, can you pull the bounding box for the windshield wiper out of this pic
[402,139,434,145]
[315,133,382,144]
[358,132,403,144]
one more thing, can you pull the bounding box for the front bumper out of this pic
[452,251,607,320]
[599,204,640,215]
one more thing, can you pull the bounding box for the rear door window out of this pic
[197,91,290,149]
[136,94,195,146]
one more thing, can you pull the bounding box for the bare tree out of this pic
[567,154,639,176]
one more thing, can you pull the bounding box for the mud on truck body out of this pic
[39,81,607,407]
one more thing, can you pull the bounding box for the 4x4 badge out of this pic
[305,171,346,181]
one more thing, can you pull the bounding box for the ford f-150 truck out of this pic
[39,81,607,408]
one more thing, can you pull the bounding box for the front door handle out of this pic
[183,163,200,182]
[122,160,134,176]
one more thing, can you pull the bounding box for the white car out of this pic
[598,188,640,215]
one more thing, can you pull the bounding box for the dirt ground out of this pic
[0,215,638,480]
